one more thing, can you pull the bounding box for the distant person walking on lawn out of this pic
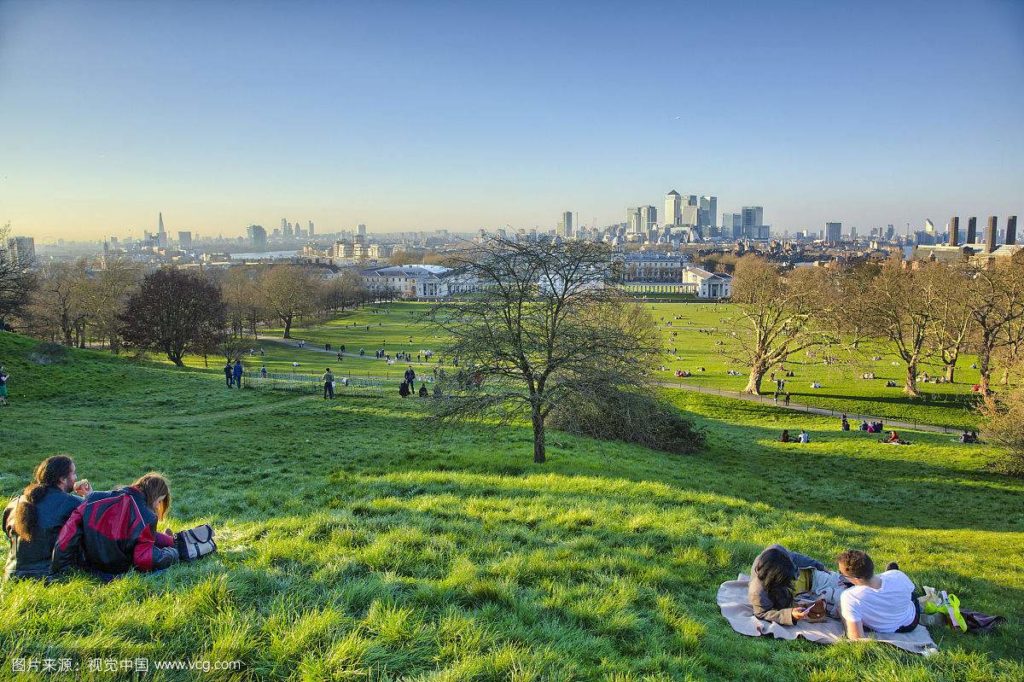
[404,366,416,386]
[0,365,9,406]
[223,361,233,388]
[322,368,335,399]
[232,360,243,388]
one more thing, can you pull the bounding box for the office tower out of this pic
[308,221,315,236]
[825,222,842,243]
[626,208,642,234]
[1007,216,1018,245]
[664,191,681,227]
[986,217,998,253]
[177,231,192,249]
[850,226,858,240]
[157,212,167,247]
[967,217,977,244]
[283,221,293,238]
[640,206,657,232]
[699,196,717,229]
[560,211,574,238]
[948,216,959,246]
[741,206,765,239]
[886,224,895,240]
[247,224,268,249]
[5,236,35,266]
[357,224,367,238]
[924,219,936,235]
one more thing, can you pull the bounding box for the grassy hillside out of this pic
[1,333,1021,681]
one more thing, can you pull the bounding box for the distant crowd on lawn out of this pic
[4,456,216,582]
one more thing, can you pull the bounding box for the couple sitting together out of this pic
[3,455,215,582]
[749,544,920,640]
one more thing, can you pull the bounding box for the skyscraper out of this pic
[308,221,315,236]
[627,207,642,235]
[283,220,293,238]
[247,224,268,249]
[741,206,766,239]
[639,206,657,233]
[357,224,367,238]
[177,231,192,249]
[157,212,167,247]
[664,191,681,227]
[825,222,842,243]
[699,196,717,230]
[559,211,574,238]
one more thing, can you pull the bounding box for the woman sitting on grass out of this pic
[52,473,180,579]
[882,430,908,445]
[748,545,839,625]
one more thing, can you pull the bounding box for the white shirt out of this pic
[840,570,916,633]
[798,432,809,443]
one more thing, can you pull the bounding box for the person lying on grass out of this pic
[837,550,920,640]
[748,545,846,625]
[52,473,181,579]
[881,430,909,445]
[3,455,93,581]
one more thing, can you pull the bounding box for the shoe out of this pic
[886,561,900,571]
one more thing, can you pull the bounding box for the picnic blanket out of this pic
[718,574,938,655]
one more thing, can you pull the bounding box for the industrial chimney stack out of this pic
[986,217,998,253]
[948,216,959,246]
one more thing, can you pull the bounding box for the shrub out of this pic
[980,388,1024,476]
[547,388,704,455]
[28,342,69,365]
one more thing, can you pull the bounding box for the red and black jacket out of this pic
[51,487,178,576]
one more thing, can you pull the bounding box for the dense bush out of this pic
[547,388,704,455]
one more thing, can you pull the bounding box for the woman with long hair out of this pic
[52,472,179,578]
[3,455,91,580]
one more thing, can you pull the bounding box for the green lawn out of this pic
[1,332,1021,681]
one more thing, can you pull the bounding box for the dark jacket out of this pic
[748,544,826,625]
[3,488,82,580]
[51,487,178,576]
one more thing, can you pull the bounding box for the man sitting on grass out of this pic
[837,550,919,640]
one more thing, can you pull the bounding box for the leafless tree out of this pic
[0,223,36,327]
[966,253,1024,395]
[929,262,974,383]
[260,265,320,338]
[428,237,661,464]
[728,256,837,395]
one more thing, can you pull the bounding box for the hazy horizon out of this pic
[2,0,1023,241]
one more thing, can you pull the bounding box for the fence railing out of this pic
[245,372,390,397]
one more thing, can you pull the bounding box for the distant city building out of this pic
[559,211,574,238]
[967,217,978,244]
[177,231,192,250]
[664,191,681,227]
[5,236,35,266]
[699,196,717,230]
[722,212,743,239]
[360,264,479,299]
[246,224,268,249]
[639,205,657,233]
[627,207,643,235]
[986,216,998,253]
[825,222,842,244]
[357,224,367,238]
[308,220,315,236]
[924,218,936,235]
[157,212,167,247]
[741,206,768,239]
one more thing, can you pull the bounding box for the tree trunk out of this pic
[531,407,546,464]
[944,362,955,383]
[744,364,766,395]
[283,315,293,339]
[168,353,185,367]
[904,362,920,397]
[977,338,993,396]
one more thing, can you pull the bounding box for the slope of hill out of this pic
[1,333,1021,681]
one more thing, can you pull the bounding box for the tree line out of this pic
[1,259,370,366]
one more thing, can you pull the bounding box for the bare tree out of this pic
[967,254,1024,395]
[428,237,661,464]
[79,259,142,352]
[928,263,974,383]
[260,265,320,338]
[862,258,943,397]
[26,261,90,346]
[219,266,264,339]
[728,256,837,395]
[119,268,227,367]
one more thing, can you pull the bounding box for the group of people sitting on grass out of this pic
[3,456,214,582]
[749,544,920,639]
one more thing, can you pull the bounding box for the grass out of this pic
[1,332,1022,680]
[212,302,989,429]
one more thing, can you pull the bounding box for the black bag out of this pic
[176,524,217,562]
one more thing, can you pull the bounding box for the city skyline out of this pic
[2,1,1022,240]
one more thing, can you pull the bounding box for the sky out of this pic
[1,0,1022,241]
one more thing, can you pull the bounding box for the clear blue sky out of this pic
[1,0,1022,240]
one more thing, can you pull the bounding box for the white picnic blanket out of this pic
[717,574,938,655]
